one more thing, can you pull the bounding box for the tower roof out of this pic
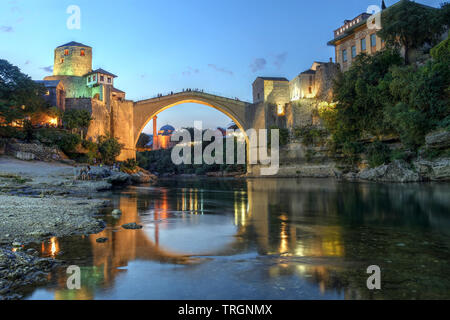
[57,41,91,48]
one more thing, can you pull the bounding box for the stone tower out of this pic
[53,41,92,77]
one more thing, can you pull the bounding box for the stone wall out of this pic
[53,46,92,77]
[65,98,111,143]
[87,100,111,141]
[245,102,266,132]
[263,80,290,105]
[111,99,135,161]
[287,99,320,128]
[315,63,340,102]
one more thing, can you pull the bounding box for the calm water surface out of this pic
[27,178,450,300]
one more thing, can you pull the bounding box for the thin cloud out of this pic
[41,66,53,73]
[24,60,30,65]
[208,64,233,76]
[274,52,288,70]
[249,58,267,73]
[0,26,13,33]
[182,67,200,76]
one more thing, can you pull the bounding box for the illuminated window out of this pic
[80,49,85,56]
[277,104,285,116]
[361,38,366,51]
[64,49,69,55]
[45,90,50,96]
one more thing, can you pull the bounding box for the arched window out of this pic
[80,49,85,56]
[64,49,69,55]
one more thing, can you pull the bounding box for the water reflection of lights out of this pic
[40,237,60,257]
[234,191,248,227]
[178,188,204,214]
[279,222,289,254]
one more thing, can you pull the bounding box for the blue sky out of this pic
[0,0,443,134]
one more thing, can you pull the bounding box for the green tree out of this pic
[378,0,446,64]
[0,59,47,123]
[330,50,403,145]
[62,109,92,131]
[97,135,123,164]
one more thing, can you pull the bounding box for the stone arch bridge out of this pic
[111,91,264,161]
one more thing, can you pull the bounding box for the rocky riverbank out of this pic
[0,156,155,300]
[248,130,450,183]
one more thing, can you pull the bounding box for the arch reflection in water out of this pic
[32,178,450,300]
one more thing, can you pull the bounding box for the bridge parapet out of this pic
[135,90,251,107]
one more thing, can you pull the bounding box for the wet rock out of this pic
[107,172,131,186]
[122,222,143,230]
[0,248,56,300]
[111,209,122,219]
[96,237,108,243]
[358,160,420,183]
[131,171,156,184]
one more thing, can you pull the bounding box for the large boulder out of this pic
[106,172,131,186]
[414,158,450,181]
[131,171,156,184]
[358,160,420,183]
[425,130,450,150]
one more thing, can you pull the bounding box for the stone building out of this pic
[327,1,440,71]
[34,80,66,111]
[289,60,339,102]
[327,12,382,72]
[35,41,131,146]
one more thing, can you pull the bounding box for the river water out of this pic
[27,178,450,300]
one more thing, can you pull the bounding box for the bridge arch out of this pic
[133,91,251,147]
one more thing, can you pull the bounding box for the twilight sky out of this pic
[0,0,442,134]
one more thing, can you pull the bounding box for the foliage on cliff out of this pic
[378,0,449,64]
[321,37,450,164]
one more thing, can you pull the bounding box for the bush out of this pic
[121,158,138,172]
[269,125,289,147]
[366,141,391,168]
[97,135,123,165]
[294,126,328,146]
[36,129,81,154]
[0,126,25,139]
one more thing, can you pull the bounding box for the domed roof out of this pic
[158,124,175,136]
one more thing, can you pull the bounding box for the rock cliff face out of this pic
[249,129,450,182]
